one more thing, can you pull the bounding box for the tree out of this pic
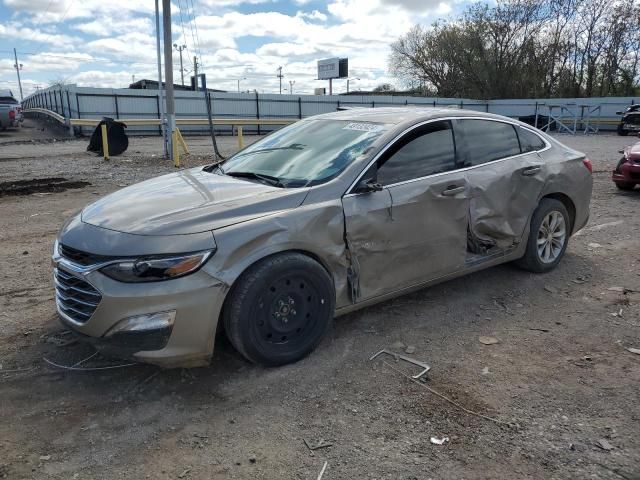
[389,0,640,99]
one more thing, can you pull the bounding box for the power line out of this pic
[188,0,204,69]
[176,0,192,61]
[184,0,199,69]
[59,0,76,23]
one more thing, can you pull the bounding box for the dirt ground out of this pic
[0,118,639,480]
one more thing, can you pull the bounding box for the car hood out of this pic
[81,167,309,235]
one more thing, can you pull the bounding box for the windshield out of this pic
[216,119,388,187]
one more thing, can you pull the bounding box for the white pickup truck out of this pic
[0,89,22,130]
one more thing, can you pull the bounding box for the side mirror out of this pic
[354,178,383,194]
[615,111,623,115]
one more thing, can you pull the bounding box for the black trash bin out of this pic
[87,117,128,156]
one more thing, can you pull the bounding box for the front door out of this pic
[342,120,469,302]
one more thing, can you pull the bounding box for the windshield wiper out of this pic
[202,163,225,174]
[232,143,305,158]
[226,171,285,188]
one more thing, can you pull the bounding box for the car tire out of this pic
[516,198,570,273]
[223,252,335,366]
[615,182,636,191]
[617,125,628,136]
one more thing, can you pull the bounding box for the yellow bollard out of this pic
[101,123,109,161]
[237,126,244,149]
[172,130,180,168]
[176,128,189,154]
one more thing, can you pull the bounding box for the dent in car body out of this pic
[465,153,546,249]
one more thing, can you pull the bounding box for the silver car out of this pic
[52,108,592,367]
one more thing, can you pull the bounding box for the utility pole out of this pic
[155,0,167,157]
[288,80,295,94]
[237,77,246,93]
[346,77,360,94]
[13,48,23,101]
[162,0,176,163]
[193,56,199,91]
[173,44,186,85]
[277,66,284,94]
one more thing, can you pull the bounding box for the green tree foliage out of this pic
[389,0,640,98]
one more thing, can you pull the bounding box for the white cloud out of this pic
[1,0,459,95]
[296,10,328,22]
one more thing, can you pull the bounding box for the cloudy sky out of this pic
[0,0,468,99]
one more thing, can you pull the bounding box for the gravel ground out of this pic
[0,119,639,480]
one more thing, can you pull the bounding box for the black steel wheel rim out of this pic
[251,273,327,346]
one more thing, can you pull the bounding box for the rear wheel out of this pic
[223,253,335,366]
[516,198,570,273]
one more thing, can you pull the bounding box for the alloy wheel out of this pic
[536,210,566,264]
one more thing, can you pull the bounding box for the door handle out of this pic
[522,166,542,176]
[441,185,465,196]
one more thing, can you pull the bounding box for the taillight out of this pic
[582,158,593,174]
[8,110,15,120]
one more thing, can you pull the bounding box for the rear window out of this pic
[0,97,18,104]
[517,127,546,153]
[460,119,520,166]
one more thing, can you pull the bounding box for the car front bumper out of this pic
[612,162,640,185]
[52,256,228,368]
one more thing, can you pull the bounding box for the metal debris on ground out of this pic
[370,349,431,380]
[177,467,191,478]
[42,355,138,371]
[430,437,450,445]
[595,439,614,451]
[317,461,328,480]
[404,345,416,354]
[304,439,333,451]
[478,336,499,345]
[626,347,640,355]
[381,360,515,427]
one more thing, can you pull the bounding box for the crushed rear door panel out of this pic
[466,153,546,249]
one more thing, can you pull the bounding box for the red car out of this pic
[613,139,640,190]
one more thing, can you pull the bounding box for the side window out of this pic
[461,119,520,166]
[517,127,546,153]
[376,121,456,186]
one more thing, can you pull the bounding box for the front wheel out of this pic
[516,199,570,273]
[615,182,636,191]
[223,253,335,366]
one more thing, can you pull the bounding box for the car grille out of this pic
[54,268,102,324]
[625,114,640,125]
[59,243,115,266]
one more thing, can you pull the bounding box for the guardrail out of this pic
[23,108,298,165]
[23,107,66,124]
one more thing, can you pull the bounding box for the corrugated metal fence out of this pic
[23,84,636,135]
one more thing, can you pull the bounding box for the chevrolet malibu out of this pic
[52,108,592,367]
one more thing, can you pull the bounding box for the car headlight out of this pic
[100,250,214,283]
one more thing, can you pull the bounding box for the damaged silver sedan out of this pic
[52,108,592,367]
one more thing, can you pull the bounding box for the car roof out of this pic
[311,106,510,126]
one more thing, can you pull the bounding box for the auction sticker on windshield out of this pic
[343,122,385,133]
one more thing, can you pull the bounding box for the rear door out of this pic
[457,119,548,250]
[342,120,469,301]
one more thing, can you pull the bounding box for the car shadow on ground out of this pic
[6,249,603,404]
